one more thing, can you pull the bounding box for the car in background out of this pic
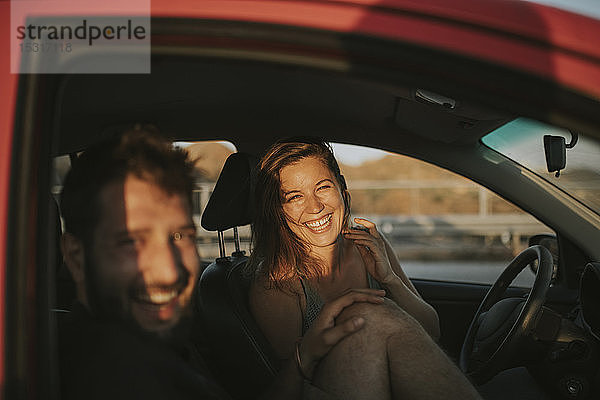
[1,0,600,399]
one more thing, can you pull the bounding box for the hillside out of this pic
[339,155,520,215]
[340,154,461,181]
[186,142,234,181]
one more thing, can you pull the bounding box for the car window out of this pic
[174,141,240,260]
[331,143,552,288]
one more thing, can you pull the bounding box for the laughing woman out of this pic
[247,138,441,386]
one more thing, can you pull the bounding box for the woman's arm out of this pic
[378,263,440,340]
[382,235,440,339]
[382,236,419,296]
[344,218,440,340]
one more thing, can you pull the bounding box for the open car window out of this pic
[331,143,554,288]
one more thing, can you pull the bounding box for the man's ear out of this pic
[60,232,85,284]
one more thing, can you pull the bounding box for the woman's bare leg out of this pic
[311,299,481,400]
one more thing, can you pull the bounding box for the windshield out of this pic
[482,118,600,215]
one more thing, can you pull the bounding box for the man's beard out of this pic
[83,252,195,346]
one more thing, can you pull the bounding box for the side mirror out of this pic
[528,234,558,276]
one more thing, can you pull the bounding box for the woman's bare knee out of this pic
[335,298,425,339]
[313,301,394,399]
[313,300,427,400]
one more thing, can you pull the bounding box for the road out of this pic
[402,260,535,287]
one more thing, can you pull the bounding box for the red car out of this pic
[1,0,600,398]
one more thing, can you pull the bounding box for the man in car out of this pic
[59,127,481,400]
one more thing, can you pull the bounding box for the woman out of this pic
[248,138,440,380]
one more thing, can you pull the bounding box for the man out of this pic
[59,127,481,400]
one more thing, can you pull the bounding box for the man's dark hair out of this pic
[60,126,196,247]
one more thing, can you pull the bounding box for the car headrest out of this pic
[201,152,256,232]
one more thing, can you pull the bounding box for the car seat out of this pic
[52,197,76,312]
[195,152,280,400]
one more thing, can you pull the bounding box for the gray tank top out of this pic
[299,274,382,335]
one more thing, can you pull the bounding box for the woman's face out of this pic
[279,156,345,248]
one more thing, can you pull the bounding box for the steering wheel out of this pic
[459,245,553,384]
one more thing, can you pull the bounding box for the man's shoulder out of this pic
[59,305,229,400]
[60,308,159,366]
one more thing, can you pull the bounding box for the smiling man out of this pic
[58,127,231,399]
[68,172,198,336]
[60,130,199,339]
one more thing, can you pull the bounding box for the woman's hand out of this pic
[343,217,399,285]
[297,288,385,380]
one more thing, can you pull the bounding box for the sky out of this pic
[525,0,600,18]
[331,143,388,166]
